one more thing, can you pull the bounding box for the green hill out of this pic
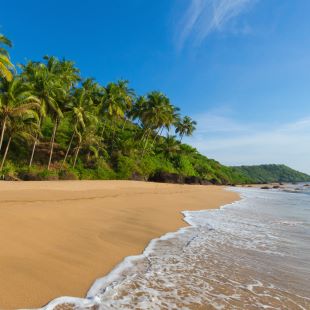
[230,164,310,184]
[0,34,308,186]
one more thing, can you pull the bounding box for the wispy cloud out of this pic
[184,112,310,174]
[175,0,256,50]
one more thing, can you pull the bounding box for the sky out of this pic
[2,0,310,173]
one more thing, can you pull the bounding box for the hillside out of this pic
[0,35,307,186]
[231,164,310,184]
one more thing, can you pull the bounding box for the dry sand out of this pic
[0,181,239,309]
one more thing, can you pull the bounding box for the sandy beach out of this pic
[0,181,239,309]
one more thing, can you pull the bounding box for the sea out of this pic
[41,184,310,310]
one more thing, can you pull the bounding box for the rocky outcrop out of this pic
[18,172,59,181]
[149,172,212,185]
[130,172,146,181]
[32,142,65,164]
[149,172,184,184]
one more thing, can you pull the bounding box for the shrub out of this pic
[58,169,79,180]
[37,169,59,181]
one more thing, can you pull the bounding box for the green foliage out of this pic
[140,154,177,177]
[116,155,141,179]
[37,168,59,180]
[58,169,79,180]
[176,155,197,177]
[231,164,310,183]
[0,160,16,175]
[1,34,308,185]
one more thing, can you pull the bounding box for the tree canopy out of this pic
[0,33,289,185]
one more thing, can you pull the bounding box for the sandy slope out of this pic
[0,181,239,309]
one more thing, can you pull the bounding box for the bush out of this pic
[58,169,79,180]
[116,155,141,179]
[37,169,59,180]
[140,154,177,178]
[1,160,17,177]
[176,155,197,177]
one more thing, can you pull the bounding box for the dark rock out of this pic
[31,142,65,164]
[18,172,40,181]
[3,174,21,181]
[149,171,184,184]
[273,185,280,189]
[18,172,59,181]
[261,186,270,189]
[184,176,202,185]
[209,178,219,185]
[200,179,212,185]
[131,172,146,181]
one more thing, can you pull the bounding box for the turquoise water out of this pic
[41,184,310,310]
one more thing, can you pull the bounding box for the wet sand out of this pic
[0,181,239,309]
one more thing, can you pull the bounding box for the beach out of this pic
[0,181,238,309]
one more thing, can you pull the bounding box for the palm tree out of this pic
[100,80,134,149]
[134,91,179,154]
[22,57,80,169]
[102,80,134,123]
[159,135,181,160]
[42,57,80,169]
[0,78,40,155]
[72,127,102,168]
[62,87,97,166]
[0,34,15,81]
[175,116,197,142]
[0,112,39,171]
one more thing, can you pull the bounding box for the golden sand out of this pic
[0,181,239,309]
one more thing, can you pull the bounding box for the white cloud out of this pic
[185,113,310,174]
[175,0,256,50]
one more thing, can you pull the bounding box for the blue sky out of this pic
[2,0,310,173]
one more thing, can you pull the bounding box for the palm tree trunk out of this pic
[29,139,38,167]
[0,116,7,154]
[29,115,42,167]
[111,119,117,150]
[0,136,12,171]
[73,145,80,168]
[151,127,163,147]
[47,118,58,170]
[141,128,152,156]
[61,131,75,168]
[139,129,147,144]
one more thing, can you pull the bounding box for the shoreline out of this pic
[0,181,239,309]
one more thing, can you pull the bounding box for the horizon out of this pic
[2,0,310,174]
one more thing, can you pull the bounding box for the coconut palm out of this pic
[0,112,39,171]
[159,135,181,160]
[135,91,179,154]
[175,116,197,142]
[0,78,40,155]
[22,57,80,168]
[0,34,15,81]
[102,80,134,123]
[72,126,102,168]
[100,80,134,150]
[62,87,97,166]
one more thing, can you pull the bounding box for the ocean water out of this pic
[40,184,310,310]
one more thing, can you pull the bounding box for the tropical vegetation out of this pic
[2,33,301,185]
[231,164,310,184]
